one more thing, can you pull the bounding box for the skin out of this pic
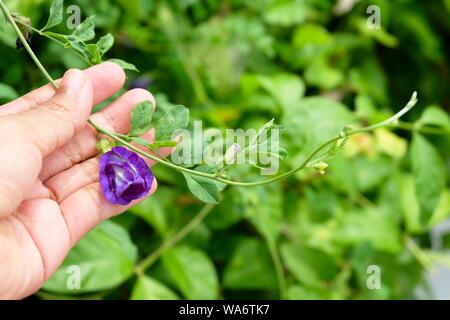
[0,62,169,299]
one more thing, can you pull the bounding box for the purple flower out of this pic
[99,146,154,205]
[16,33,32,50]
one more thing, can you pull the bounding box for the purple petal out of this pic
[99,146,154,205]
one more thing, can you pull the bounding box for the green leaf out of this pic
[43,221,137,294]
[305,59,344,89]
[67,37,90,60]
[41,0,64,31]
[129,100,154,136]
[86,44,101,64]
[131,276,179,300]
[44,31,70,43]
[333,207,402,252]
[418,105,450,128]
[429,190,450,227]
[223,238,278,290]
[149,140,178,149]
[264,0,310,26]
[257,73,305,110]
[282,97,354,166]
[281,243,338,288]
[411,133,447,224]
[287,285,329,300]
[182,173,221,204]
[97,33,114,56]
[154,104,189,141]
[73,16,96,42]
[109,59,139,72]
[129,196,168,237]
[161,246,219,299]
[0,83,18,100]
[399,174,423,233]
[240,182,283,245]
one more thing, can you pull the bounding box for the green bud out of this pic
[312,161,329,175]
[97,139,115,154]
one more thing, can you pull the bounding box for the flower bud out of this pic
[312,161,328,175]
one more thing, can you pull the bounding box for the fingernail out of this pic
[61,69,85,94]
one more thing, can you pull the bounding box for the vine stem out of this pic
[0,0,59,89]
[14,21,93,65]
[134,203,215,275]
[88,88,416,187]
[1,0,420,188]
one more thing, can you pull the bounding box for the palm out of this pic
[0,63,165,299]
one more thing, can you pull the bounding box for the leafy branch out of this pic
[0,0,419,206]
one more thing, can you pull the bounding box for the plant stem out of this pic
[1,0,422,188]
[394,121,450,135]
[134,203,215,274]
[405,236,434,270]
[88,91,418,188]
[14,21,92,65]
[266,240,286,299]
[0,0,59,89]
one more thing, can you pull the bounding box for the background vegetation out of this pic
[1,0,450,300]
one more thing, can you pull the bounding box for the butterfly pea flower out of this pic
[16,32,32,50]
[99,146,154,205]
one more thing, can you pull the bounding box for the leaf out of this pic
[257,73,305,110]
[282,97,355,166]
[332,208,402,252]
[129,196,168,237]
[418,105,450,128]
[304,59,344,89]
[161,246,219,299]
[44,31,69,43]
[223,238,278,290]
[131,276,179,300]
[240,182,283,245]
[0,83,18,100]
[43,221,137,294]
[287,285,329,300]
[129,100,154,136]
[86,44,101,64]
[149,140,178,149]
[398,174,424,233]
[264,0,310,26]
[109,59,139,72]
[67,37,89,60]
[182,173,221,204]
[411,133,447,224]
[41,0,64,31]
[73,16,96,42]
[281,243,338,288]
[429,190,450,227]
[154,104,189,141]
[97,33,114,56]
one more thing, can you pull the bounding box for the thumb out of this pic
[8,69,94,156]
[0,69,93,217]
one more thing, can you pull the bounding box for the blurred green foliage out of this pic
[1,0,450,300]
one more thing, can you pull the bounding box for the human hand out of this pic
[0,62,165,299]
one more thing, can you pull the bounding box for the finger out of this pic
[40,88,156,181]
[0,62,125,116]
[60,180,158,245]
[0,69,92,218]
[45,131,173,203]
